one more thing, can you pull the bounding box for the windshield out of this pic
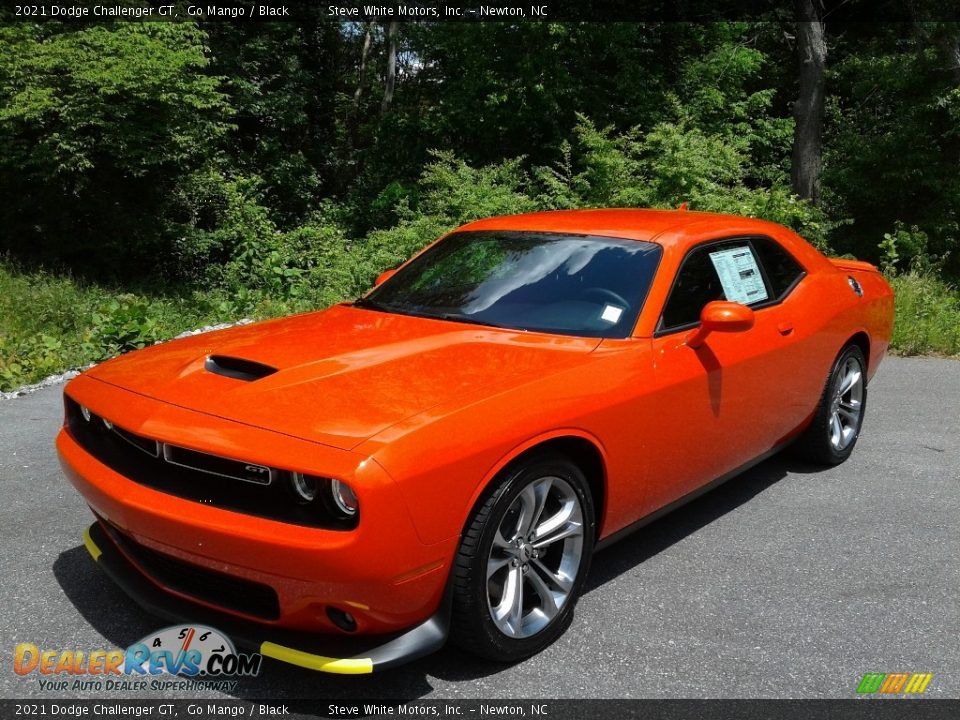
[358,231,662,338]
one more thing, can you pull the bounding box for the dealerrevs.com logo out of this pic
[14,625,261,693]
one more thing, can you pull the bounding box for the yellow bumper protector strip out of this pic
[83,526,102,561]
[259,641,373,674]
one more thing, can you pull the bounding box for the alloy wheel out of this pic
[829,355,864,451]
[484,476,585,639]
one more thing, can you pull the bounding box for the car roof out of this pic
[457,208,791,250]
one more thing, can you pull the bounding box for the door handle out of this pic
[777,321,794,335]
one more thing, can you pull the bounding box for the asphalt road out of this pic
[1,357,957,701]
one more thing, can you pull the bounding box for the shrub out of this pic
[534,115,835,250]
[355,151,538,284]
[171,171,282,288]
[879,221,950,276]
[0,261,238,391]
[888,271,960,357]
[0,23,232,275]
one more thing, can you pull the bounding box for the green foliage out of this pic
[535,119,649,208]
[880,221,950,276]
[0,261,237,391]
[0,22,232,273]
[413,151,538,225]
[889,271,960,357]
[91,298,168,356]
[824,24,960,275]
[0,333,69,393]
[203,18,341,221]
[534,116,834,250]
[357,151,538,283]
[2,20,960,391]
[171,171,278,280]
[0,24,227,175]
[878,218,959,357]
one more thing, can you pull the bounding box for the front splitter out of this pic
[82,521,449,674]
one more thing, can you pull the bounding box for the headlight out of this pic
[80,405,92,422]
[330,479,359,517]
[290,472,319,503]
[287,474,358,523]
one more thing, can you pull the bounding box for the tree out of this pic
[0,23,231,274]
[203,16,347,221]
[381,21,398,114]
[352,21,374,111]
[941,31,960,85]
[791,0,827,204]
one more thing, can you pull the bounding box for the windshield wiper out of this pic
[351,296,390,311]
[434,313,503,329]
[352,299,503,329]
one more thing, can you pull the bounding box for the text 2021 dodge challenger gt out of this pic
[58,209,893,673]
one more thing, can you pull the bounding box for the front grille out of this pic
[65,396,356,530]
[162,444,275,485]
[113,425,160,457]
[100,519,280,620]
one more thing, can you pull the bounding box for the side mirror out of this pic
[686,301,755,349]
[375,268,397,286]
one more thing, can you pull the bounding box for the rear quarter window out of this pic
[750,236,805,298]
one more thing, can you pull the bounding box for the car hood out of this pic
[87,304,601,450]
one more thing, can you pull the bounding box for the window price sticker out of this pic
[708,246,769,305]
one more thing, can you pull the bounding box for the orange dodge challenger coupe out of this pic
[59,209,893,673]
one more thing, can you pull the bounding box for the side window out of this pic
[660,241,769,330]
[751,236,806,298]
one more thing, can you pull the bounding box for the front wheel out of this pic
[795,344,868,465]
[450,454,595,662]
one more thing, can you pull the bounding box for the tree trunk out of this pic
[791,0,827,205]
[937,30,960,167]
[940,31,960,86]
[381,21,398,115]
[352,22,374,110]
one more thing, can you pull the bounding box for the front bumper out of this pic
[58,374,457,636]
[83,521,449,673]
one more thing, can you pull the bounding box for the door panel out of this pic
[640,236,809,514]
[645,307,798,512]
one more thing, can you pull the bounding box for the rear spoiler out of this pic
[829,258,880,274]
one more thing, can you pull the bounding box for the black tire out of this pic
[794,344,868,465]
[450,453,596,662]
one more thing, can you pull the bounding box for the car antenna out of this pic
[677,202,688,211]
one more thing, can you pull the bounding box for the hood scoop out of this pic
[204,355,278,382]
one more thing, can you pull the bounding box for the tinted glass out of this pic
[660,237,807,331]
[661,245,731,329]
[662,241,774,330]
[359,231,662,338]
[752,236,805,297]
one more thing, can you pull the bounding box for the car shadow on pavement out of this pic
[584,451,821,593]
[53,546,490,702]
[52,451,820,705]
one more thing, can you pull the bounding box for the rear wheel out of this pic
[450,454,595,662]
[795,344,867,465]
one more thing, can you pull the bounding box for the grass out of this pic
[0,262,237,391]
[2,262,958,393]
[888,271,960,357]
